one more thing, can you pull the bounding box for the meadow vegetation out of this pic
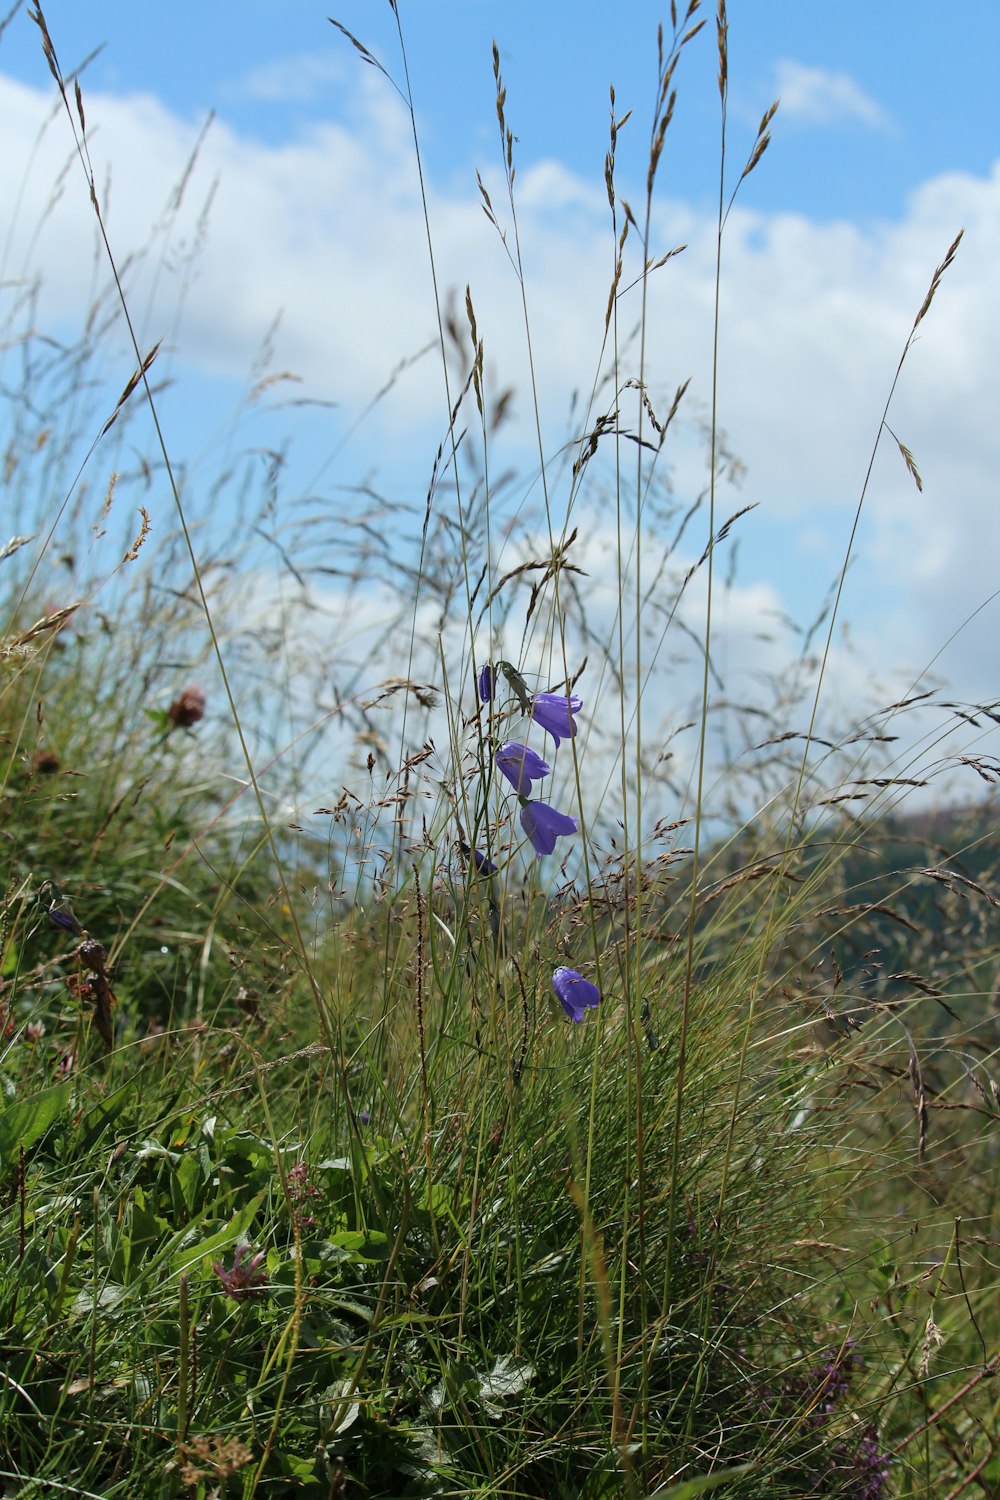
[1,3,999,1496]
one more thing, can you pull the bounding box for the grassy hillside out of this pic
[2,4,998,1498]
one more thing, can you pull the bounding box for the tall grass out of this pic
[1,4,998,1497]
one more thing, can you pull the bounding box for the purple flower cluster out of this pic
[847,1426,891,1500]
[773,1342,890,1498]
[212,1243,268,1302]
[488,685,582,859]
[806,1342,860,1423]
[472,664,601,1023]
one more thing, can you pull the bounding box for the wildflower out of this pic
[46,895,81,935]
[212,1243,268,1302]
[167,685,206,729]
[287,1162,320,1228]
[822,1426,890,1500]
[287,1162,319,1202]
[474,848,498,876]
[850,1425,890,1499]
[807,1341,859,1419]
[552,966,600,1022]
[496,741,550,796]
[520,801,577,856]
[530,691,582,747]
[478,663,494,702]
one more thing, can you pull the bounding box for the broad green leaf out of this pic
[0,1080,71,1168]
[170,1191,266,1276]
[644,1466,752,1499]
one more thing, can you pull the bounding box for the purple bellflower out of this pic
[496,741,550,796]
[520,801,577,856]
[473,848,498,876]
[478,663,494,702]
[47,898,81,935]
[552,966,601,1022]
[530,692,582,747]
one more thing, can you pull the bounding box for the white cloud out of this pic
[231,52,348,106]
[1,63,997,818]
[773,60,893,132]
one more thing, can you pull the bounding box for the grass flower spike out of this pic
[520,801,577,856]
[496,741,550,795]
[530,691,582,747]
[552,966,600,1022]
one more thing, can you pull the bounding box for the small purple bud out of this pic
[478,663,494,702]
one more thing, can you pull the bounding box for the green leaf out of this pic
[327,1227,389,1261]
[0,1080,71,1168]
[644,1467,752,1499]
[277,1451,320,1486]
[170,1191,266,1276]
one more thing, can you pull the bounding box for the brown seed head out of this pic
[167,686,206,728]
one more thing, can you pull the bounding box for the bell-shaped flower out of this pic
[496,741,550,796]
[552,966,601,1022]
[478,663,494,702]
[473,848,498,876]
[530,691,583,747]
[46,895,81,935]
[520,801,577,856]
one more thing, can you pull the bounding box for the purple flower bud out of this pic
[473,849,498,876]
[520,801,577,856]
[496,741,550,796]
[530,691,582,747]
[478,663,494,702]
[552,966,600,1022]
[47,901,81,935]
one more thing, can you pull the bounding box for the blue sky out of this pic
[7,1,997,222]
[2,1,998,808]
